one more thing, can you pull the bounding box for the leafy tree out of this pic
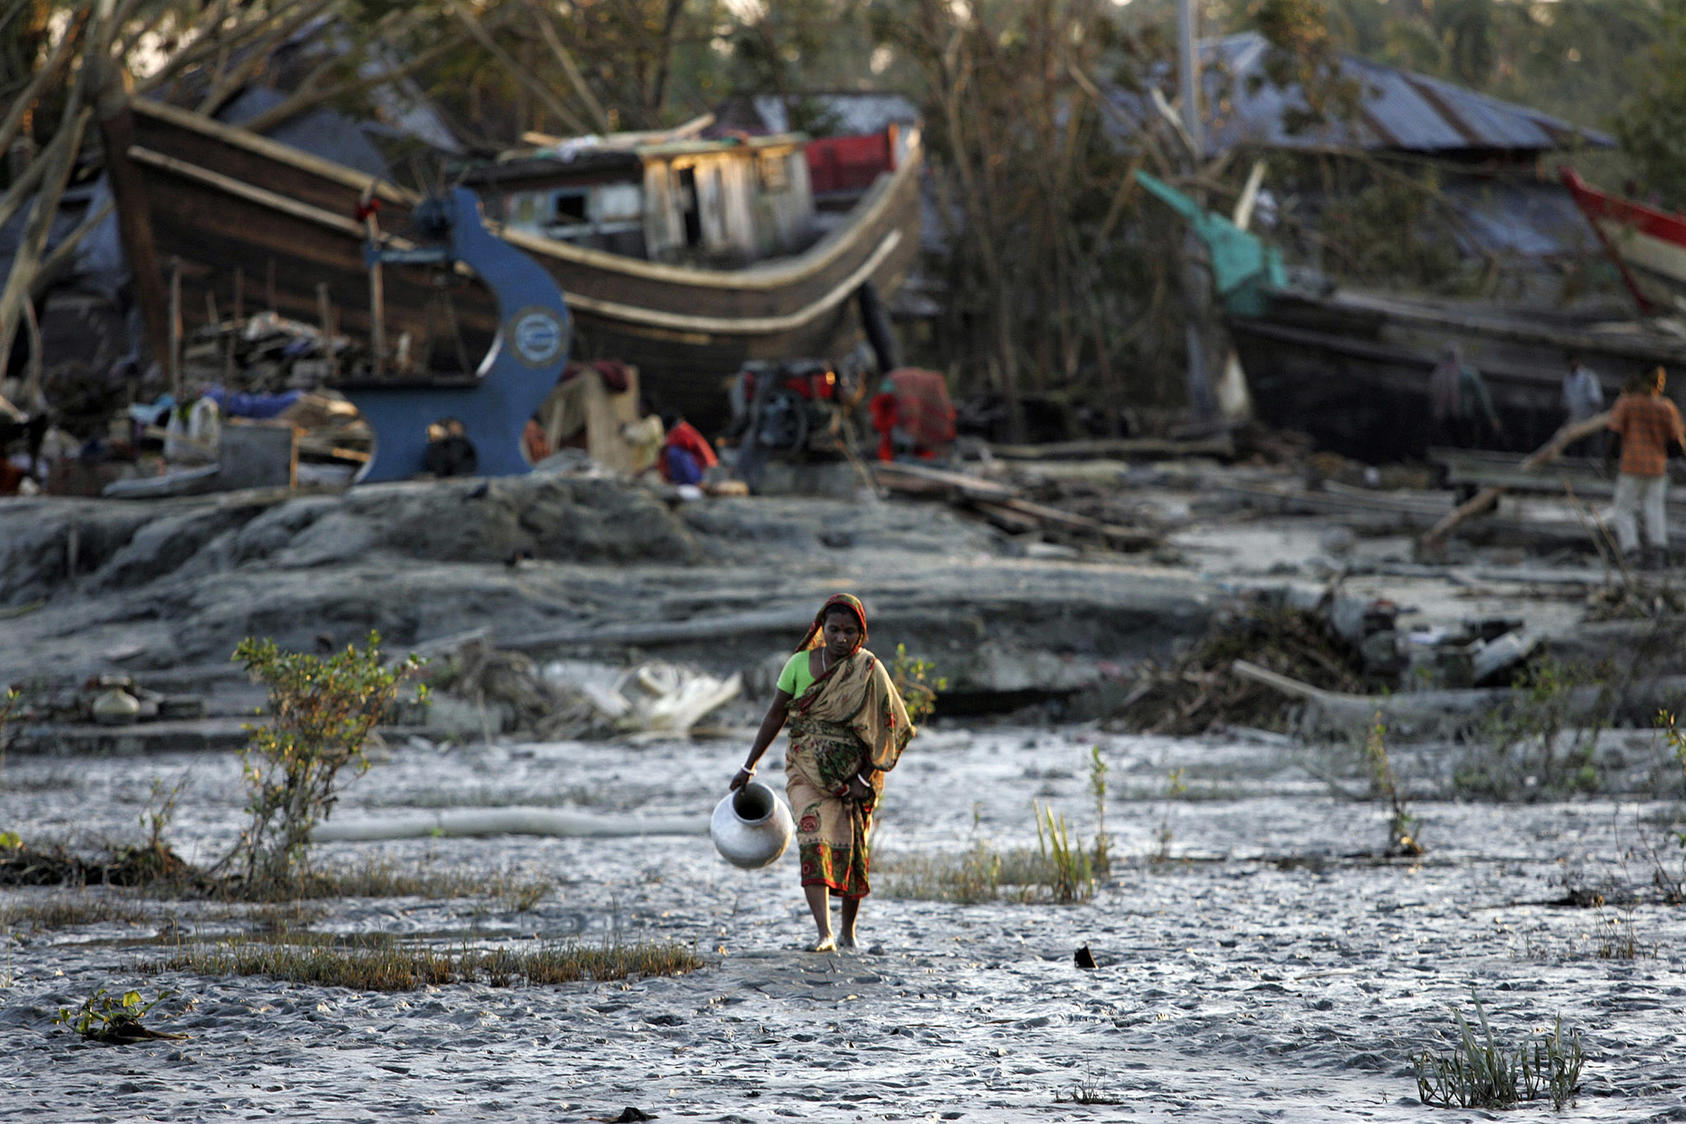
[1614,4,1686,210]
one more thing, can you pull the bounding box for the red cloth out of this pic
[658,420,718,481]
[871,368,956,460]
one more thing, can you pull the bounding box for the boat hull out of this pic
[1561,167,1686,315]
[107,99,923,429]
[1230,288,1686,461]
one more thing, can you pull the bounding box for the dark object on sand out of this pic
[1074,943,1096,969]
[608,1109,652,1123]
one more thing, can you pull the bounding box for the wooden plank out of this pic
[871,461,1021,502]
[1423,411,1612,544]
[986,436,1235,461]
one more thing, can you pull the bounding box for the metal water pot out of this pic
[711,781,795,869]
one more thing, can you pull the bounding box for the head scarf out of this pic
[788,592,912,774]
[795,593,867,654]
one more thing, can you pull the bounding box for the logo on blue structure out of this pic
[508,307,568,368]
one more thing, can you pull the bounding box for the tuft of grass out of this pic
[1055,1072,1124,1105]
[148,933,702,990]
[1590,898,1652,960]
[1088,746,1111,876]
[1035,801,1094,904]
[1412,989,1585,1111]
[1364,711,1422,856]
[1153,767,1187,863]
[0,894,155,931]
[878,841,1102,905]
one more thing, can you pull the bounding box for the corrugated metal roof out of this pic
[1125,32,1612,156]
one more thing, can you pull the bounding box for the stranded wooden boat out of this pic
[1561,166,1686,316]
[1135,171,1686,460]
[99,97,923,426]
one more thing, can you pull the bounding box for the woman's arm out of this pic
[730,689,792,790]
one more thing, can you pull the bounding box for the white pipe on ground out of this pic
[313,807,707,842]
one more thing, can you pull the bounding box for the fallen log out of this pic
[1232,658,1686,739]
[1422,411,1612,546]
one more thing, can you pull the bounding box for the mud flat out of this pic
[3,725,1686,1121]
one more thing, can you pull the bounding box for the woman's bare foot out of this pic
[838,932,858,950]
[809,934,838,953]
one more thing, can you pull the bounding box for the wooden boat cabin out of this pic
[464,133,816,268]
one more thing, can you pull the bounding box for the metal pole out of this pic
[1178,0,1203,159]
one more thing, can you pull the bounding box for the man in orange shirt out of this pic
[1606,366,1686,568]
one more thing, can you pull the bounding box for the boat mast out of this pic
[1177,0,1203,157]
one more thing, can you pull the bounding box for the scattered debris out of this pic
[423,638,740,742]
[872,460,1161,552]
[1104,597,1367,735]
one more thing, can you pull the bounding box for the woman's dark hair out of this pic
[823,604,862,629]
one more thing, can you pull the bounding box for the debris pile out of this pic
[181,311,362,392]
[423,639,741,741]
[1106,598,1368,735]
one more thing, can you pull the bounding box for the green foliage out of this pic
[54,986,185,1044]
[1155,766,1187,862]
[1613,6,1686,211]
[890,643,945,726]
[1363,712,1421,856]
[228,632,424,891]
[1088,746,1111,876]
[1412,989,1584,1111]
[1459,657,1606,801]
[0,686,17,772]
[1034,801,1094,904]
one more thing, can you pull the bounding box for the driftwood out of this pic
[872,461,1161,551]
[1233,658,1686,739]
[985,435,1235,461]
[1422,411,1613,545]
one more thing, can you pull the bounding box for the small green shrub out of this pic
[890,644,945,725]
[1412,990,1584,1111]
[1459,657,1607,801]
[54,986,186,1043]
[1364,712,1421,856]
[226,632,424,891]
[1088,746,1111,876]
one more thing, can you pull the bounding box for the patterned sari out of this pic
[784,646,915,898]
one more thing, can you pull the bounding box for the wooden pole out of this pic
[362,188,386,377]
[1421,410,1613,545]
[168,257,182,399]
[316,281,338,380]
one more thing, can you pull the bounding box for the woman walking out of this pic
[730,594,916,951]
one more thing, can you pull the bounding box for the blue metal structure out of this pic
[340,186,571,482]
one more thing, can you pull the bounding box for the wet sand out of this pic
[4,724,1685,1122]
